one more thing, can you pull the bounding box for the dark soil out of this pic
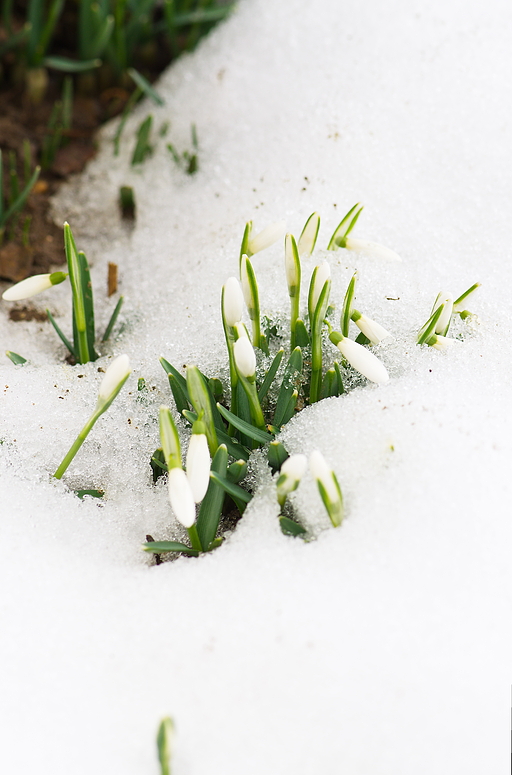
[0,78,130,282]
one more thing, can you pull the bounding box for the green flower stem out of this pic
[290,290,300,351]
[222,322,239,435]
[187,523,203,553]
[239,375,265,430]
[53,409,101,479]
[309,325,323,403]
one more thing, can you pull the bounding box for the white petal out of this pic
[233,336,256,378]
[186,434,211,503]
[354,314,392,345]
[247,221,286,254]
[280,453,307,481]
[309,450,339,503]
[432,292,453,333]
[431,335,461,351]
[2,274,54,301]
[98,354,131,401]
[284,235,300,291]
[337,337,389,384]
[310,260,331,312]
[168,467,196,528]
[222,277,244,326]
[344,238,401,262]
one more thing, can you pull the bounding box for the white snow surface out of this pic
[1,0,512,772]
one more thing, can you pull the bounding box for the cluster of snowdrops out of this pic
[1,203,480,557]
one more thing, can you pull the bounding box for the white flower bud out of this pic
[432,292,453,333]
[247,221,286,254]
[431,334,461,351]
[2,271,67,301]
[344,238,401,262]
[98,354,131,402]
[233,336,256,378]
[186,433,211,503]
[310,261,331,314]
[276,453,307,506]
[168,467,196,528]
[336,337,389,384]
[309,450,343,527]
[353,312,392,345]
[284,234,300,294]
[222,277,244,327]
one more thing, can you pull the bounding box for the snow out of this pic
[1,0,512,772]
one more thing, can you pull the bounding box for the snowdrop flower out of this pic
[429,334,461,351]
[343,238,401,262]
[431,292,453,334]
[159,405,182,470]
[233,335,256,379]
[453,282,480,313]
[2,271,67,301]
[308,260,331,317]
[186,426,211,503]
[96,354,131,408]
[284,233,301,296]
[222,277,244,327]
[168,467,196,528]
[351,310,392,345]
[276,453,307,507]
[309,450,344,527]
[247,220,286,254]
[297,212,320,256]
[330,331,389,384]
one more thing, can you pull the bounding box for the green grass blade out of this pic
[267,440,289,472]
[333,361,345,395]
[46,309,76,358]
[216,402,274,445]
[160,356,189,395]
[127,67,165,106]
[143,541,199,557]
[3,165,41,224]
[279,389,298,426]
[227,459,248,484]
[101,296,124,341]
[258,348,284,402]
[294,319,310,347]
[43,55,101,72]
[78,251,98,360]
[327,202,363,250]
[196,444,228,551]
[209,471,251,507]
[6,351,27,365]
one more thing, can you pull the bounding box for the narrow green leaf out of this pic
[151,448,167,483]
[2,165,40,225]
[196,444,228,551]
[341,272,357,337]
[143,541,199,557]
[273,347,303,428]
[333,361,345,395]
[279,389,298,426]
[160,357,188,397]
[216,403,274,444]
[417,304,444,345]
[168,373,190,415]
[298,212,320,256]
[76,489,104,499]
[182,410,250,461]
[209,471,252,508]
[77,251,98,360]
[327,202,363,250]
[227,459,248,484]
[131,115,153,165]
[46,308,76,358]
[355,331,371,345]
[267,440,289,472]
[6,351,27,365]
[294,319,310,347]
[321,369,336,399]
[279,516,307,536]
[127,67,165,106]
[42,56,101,72]
[258,348,284,402]
[102,296,124,341]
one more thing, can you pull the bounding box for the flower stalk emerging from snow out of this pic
[53,354,131,479]
[233,336,265,430]
[276,454,307,507]
[329,330,389,384]
[285,233,301,349]
[156,717,175,775]
[327,202,401,261]
[309,450,344,527]
[308,261,332,403]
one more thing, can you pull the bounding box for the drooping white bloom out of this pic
[335,337,389,384]
[186,433,211,503]
[344,238,401,262]
[309,260,331,314]
[2,271,67,301]
[233,336,256,378]
[430,334,461,351]
[352,312,392,345]
[309,450,343,527]
[247,221,286,254]
[431,292,453,333]
[222,277,244,327]
[97,354,131,403]
[168,467,196,528]
[276,453,307,506]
